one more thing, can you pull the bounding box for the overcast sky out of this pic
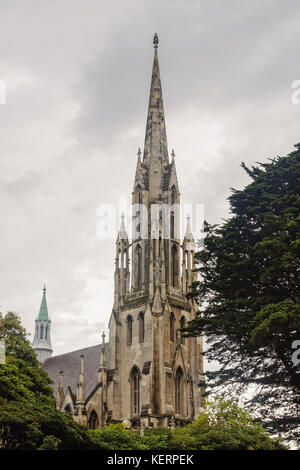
[0,0,299,356]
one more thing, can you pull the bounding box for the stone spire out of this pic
[182,216,195,293]
[184,215,194,242]
[114,214,130,309]
[32,285,53,363]
[143,33,169,171]
[118,213,128,240]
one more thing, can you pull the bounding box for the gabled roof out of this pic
[43,343,109,398]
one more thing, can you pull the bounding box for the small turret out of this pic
[56,370,64,409]
[32,285,53,363]
[182,216,195,293]
[75,353,86,424]
[98,332,106,375]
[114,214,130,309]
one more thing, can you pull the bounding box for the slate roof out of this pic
[43,343,109,399]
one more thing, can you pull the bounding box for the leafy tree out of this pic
[92,423,147,450]
[90,398,286,450]
[184,144,300,443]
[92,424,172,450]
[0,312,98,450]
[142,427,171,450]
[38,435,61,450]
[169,398,287,450]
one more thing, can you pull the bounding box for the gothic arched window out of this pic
[175,367,183,415]
[171,185,176,205]
[40,325,44,339]
[170,212,175,239]
[118,248,122,269]
[45,325,48,340]
[180,316,186,345]
[130,366,141,416]
[171,245,178,287]
[136,185,142,205]
[127,315,133,346]
[138,312,144,343]
[64,404,72,415]
[89,410,99,429]
[136,244,142,287]
[170,312,175,342]
[170,185,177,240]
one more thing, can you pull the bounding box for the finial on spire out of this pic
[153,33,159,49]
[80,353,84,377]
[119,212,127,240]
[171,149,175,161]
[99,332,106,373]
[186,214,191,232]
[137,147,141,162]
[120,212,125,228]
[185,214,194,243]
[43,284,46,295]
[59,370,64,389]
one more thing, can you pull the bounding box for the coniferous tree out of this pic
[185,144,300,443]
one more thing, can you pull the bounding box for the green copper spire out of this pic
[38,284,49,321]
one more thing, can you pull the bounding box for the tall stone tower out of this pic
[32,285,53,363]
[106,34,205,428]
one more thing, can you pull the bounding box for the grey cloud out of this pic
[0,0,299,356]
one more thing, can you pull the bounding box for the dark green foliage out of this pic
[92,423,147,450]
[38,435,61,450]
[142,427,172,449]
[0,312,98,450]
[185,145,300,443]
[90,398,286,450]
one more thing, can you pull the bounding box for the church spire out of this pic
[38,284,49,321]
[118,213,128,240]
[143,33,169,167]
[184,215,194,241]
[32,285,53,363]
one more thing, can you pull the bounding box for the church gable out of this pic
[133,160,149,192]
[60,387,76,413]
